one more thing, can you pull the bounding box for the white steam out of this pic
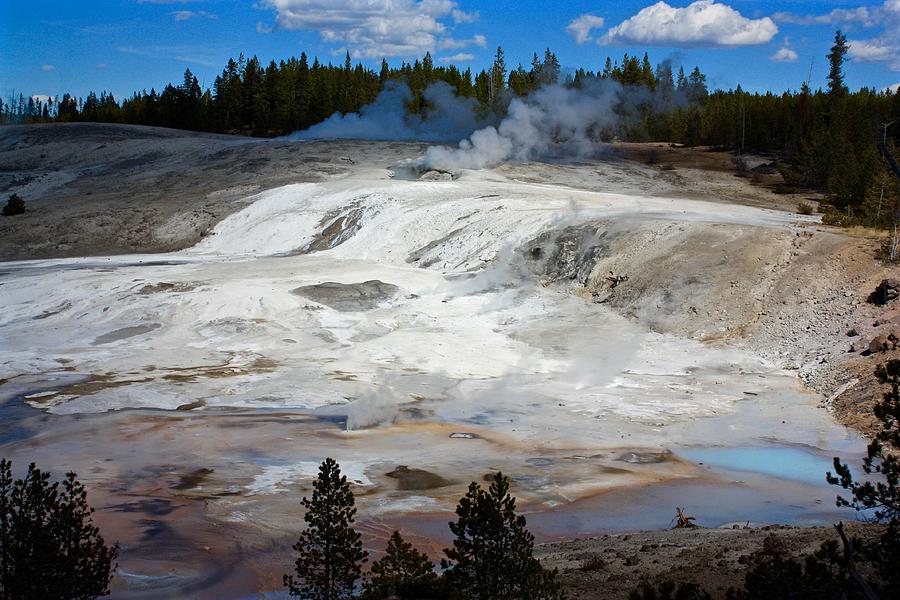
[285,81,485,143]
[287,76,687,171]
[423,80,628,171]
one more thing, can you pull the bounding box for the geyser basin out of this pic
[0,172,865,597]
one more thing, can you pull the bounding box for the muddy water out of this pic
[0,384,864,599]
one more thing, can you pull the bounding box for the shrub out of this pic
[878,225,899,262]
[798,202,815,215]
[773,184,800,195]
[630,581,711,600]
[727,537,856,600]
[2,194,25,216]
[578,555,605,571]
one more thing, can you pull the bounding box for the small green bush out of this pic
[798,202,815,215]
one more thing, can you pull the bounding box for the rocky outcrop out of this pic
[867,332,898,354]
[868,279,900,305]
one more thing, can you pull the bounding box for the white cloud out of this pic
[451,8,478,24]
[883,82,900,93]
[771,46,798,62]
[41,64,55,72]
[850,1,900,71]
[439,52,475,62]
[773,7,877,28]
[118,44,219,66]
[96,63,108,69]
[770,36,798,63]
[171,10,217,21]
[775,1,900,72]
[258,0,486,58]
[566,14,605,45]
[256,21,273,33]
[439,34,486,50]
[601,0,777,47]
[848,39,894,62]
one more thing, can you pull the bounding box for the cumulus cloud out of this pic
[771,38,798,62]
[258,0,486,58]
[601,0,777,47]
[770,46,798,62]
[848,39,894,62]
[566,14,605,45]
[884,82,900,93]
[41,64,55,72]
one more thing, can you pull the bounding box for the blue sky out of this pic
[2,1,899,104]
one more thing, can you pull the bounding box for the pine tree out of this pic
[542,48,560,85]
[490,46,507,104]
[676,67,687,93]
[602,57,613,79]
[442,472,564,600]
[0,460,118,600]
[828,359,900,597]
[363,531,441,599]
[284,458,368,600]
[827,30,849,97]
[687,67,708,103]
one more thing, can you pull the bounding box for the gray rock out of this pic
[292,280,400,311]
[869,279,900,305]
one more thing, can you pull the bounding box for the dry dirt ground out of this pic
[0,123,428,259]
[538,521,883,599]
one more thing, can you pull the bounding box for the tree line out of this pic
[2,33,899,228]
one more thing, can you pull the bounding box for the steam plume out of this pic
[287,75,688,171]
[285,81,485,143]
[423,79,641,171]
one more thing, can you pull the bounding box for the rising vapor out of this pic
[285,80,487,143]
[287,75,688,170]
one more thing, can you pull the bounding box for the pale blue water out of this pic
[680,446,836,486]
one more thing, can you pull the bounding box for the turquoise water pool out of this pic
[680,446,838,486]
